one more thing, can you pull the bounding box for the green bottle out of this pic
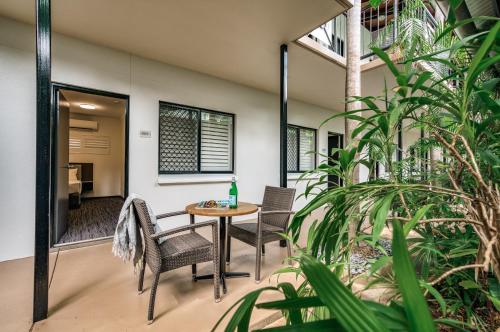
[229,176,238,208]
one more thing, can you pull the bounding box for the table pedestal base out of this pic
[194,272,250,293]
[186,207,257,294]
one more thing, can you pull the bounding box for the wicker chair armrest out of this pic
[260,210,295,216]
[151,219,217,240]
[156,210,188,219]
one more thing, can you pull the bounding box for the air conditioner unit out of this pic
[69,119,98,131]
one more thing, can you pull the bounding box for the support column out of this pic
[34,0,51,323]
[279,45,288,247]
[279,44,288,188]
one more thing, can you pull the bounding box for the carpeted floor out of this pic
[58,197,124,244]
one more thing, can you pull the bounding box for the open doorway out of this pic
[328,132,343,189]
[51,84,129,246]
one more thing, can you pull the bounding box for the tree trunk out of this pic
[345,0,362,240]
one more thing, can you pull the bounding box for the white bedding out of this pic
[68,179,82,194]
[68,168,81,194]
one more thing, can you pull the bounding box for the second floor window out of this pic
[159,101,234,174]
[287,125,316,173]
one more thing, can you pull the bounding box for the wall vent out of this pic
[69,135,110,155]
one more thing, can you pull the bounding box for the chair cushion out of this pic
[229,221,284,246]
[159,232,213,271]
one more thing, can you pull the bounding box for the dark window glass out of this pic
[159,102,234,174]
[287,125,316,172]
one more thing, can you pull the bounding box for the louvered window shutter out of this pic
[158,101,234,173]
[299,128,315,171]
[200,112,233,172]
[286,125,316,172]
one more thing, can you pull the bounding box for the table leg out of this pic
[219,216,227,293]
[221,216,250,282]
[190,214,197,279]
[193,214,250,291]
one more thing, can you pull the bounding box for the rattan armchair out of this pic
[132,199,220,324]
[226,186,296,282]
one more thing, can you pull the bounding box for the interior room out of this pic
[54,88,127,245]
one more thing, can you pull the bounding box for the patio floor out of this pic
[0,212,319,332]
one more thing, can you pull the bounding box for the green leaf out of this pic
[369,0,383,8]
[464,21,500,102]
[488,277,500,298]
[389,105,402,128]
[458,280,480,289]
[371,48,400,78]
[256,296,323,310]
[447,248,477,258]
[392,220,436,332]
[373,192,397,244]
[369,256,392,275]
[300,255,388,332]
[254,319,345,332]
[211,286,277,332]
[487,295,500,311]
[403,204,433,236]
[420,282,447,316]
[377,116,389,137]
[278,283,303,325]
[434,318,472,332]
[411,71,432,94]
[235,287,277,331]
[364,301,408,331]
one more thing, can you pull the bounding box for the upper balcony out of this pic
[297,0,446,73]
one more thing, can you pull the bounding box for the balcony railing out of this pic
[307,14,347,57]
[305,0,441,60]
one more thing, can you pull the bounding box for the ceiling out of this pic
[61,89,126,118]
[0,0,352,111]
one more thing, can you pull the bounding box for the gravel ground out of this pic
[349,239,392,276]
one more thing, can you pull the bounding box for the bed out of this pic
[68,167,82,194]
[68,167,82,209]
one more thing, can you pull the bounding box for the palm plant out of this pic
[214,14,499,332]
[213,222,439,331]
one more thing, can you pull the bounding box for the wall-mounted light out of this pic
[79,104,96,110]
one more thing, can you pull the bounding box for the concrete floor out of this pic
[0,214,319,332]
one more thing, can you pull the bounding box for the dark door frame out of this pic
[50,82,130,247]
[327,132,344,188]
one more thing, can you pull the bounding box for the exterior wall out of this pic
[0,17,342,261]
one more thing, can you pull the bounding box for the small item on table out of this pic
[197,200,229,208]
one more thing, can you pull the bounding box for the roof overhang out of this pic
[0,0,352,111]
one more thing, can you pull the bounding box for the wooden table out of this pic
[186,202,258,293]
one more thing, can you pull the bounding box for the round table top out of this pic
[185,202,258,217]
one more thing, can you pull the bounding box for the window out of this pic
[287,125,316,172]
[159,101,234,174]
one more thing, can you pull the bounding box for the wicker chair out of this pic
[226,186,296,282]
[132,199,220,324]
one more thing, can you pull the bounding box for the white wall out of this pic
[0,17,343,261]
[0,19,36,262]
[69,112,125,198]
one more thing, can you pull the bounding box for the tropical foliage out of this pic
[214,6,499,332]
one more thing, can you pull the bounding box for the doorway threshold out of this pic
[51,235,113,252]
